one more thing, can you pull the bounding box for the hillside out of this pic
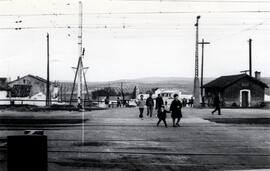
[60,77,211,95]
[59,77,270,95]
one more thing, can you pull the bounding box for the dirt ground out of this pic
[0,107,269,171]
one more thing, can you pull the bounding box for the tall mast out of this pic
[77,1,83,106]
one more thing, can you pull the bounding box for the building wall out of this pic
[223,77,265,107]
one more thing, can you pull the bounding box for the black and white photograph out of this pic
[0,0,269,170]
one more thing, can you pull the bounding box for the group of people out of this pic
[104,96,127,108]
[137,93,183,127]
[181,97,194,107]
[116,97,127,107]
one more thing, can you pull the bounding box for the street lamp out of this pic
[193,16,201,107]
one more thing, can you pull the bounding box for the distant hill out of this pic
[59,77,212,95]
[59,77,270,95]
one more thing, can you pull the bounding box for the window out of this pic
[241,82,249,88]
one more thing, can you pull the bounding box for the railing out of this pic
[0,99,130,108]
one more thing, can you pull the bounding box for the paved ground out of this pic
[0,107,269,170]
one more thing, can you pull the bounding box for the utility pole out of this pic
[249,39,252,77]
[107,82,111,98]
[120,82,125,104]
[198,39,210,106]
[46,33,51,106]
[193,16,200,107]
[60,84,63,103]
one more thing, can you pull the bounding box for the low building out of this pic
[8,74,58,98]
[203,73,269,107]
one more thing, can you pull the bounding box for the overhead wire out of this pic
[0,1,269,36]
[1,10,270,17]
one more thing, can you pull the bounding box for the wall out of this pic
[223,77,265,107]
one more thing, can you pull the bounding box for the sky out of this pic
[0,0,270,82]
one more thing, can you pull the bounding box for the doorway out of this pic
[240,89,250,107]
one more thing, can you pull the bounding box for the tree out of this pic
[103,87,117,98]
[145,90,153,94]
[10,85,32,97]
[91,87,117,100]
[131,86,137,99]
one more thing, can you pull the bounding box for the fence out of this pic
[0,99,131,108]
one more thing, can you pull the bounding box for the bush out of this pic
[260,102,266,107]
[231,102,237,107]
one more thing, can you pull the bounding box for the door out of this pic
[241,91,249,107]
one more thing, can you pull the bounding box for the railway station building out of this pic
[202,73,269,108]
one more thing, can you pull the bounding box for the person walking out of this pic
[170,94,182,127]
[117,97,121,107]
[105,96,109,108]
[155,94,164,113]
[146,93,154,118]
[212,95,221,115]
[137,95,145,119]
[77,97,82,110]
[156,106,168,127]
[189,97,194,107]
[182,98,186,107]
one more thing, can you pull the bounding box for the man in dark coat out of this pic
[170,94,182,127]
[146,93,154,118]
[155,94,164,113]
[212,95,221,115]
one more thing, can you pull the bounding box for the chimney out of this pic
[17,76,20,80]
[255,71,261,80]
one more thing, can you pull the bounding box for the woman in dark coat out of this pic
[170,94,182,127]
